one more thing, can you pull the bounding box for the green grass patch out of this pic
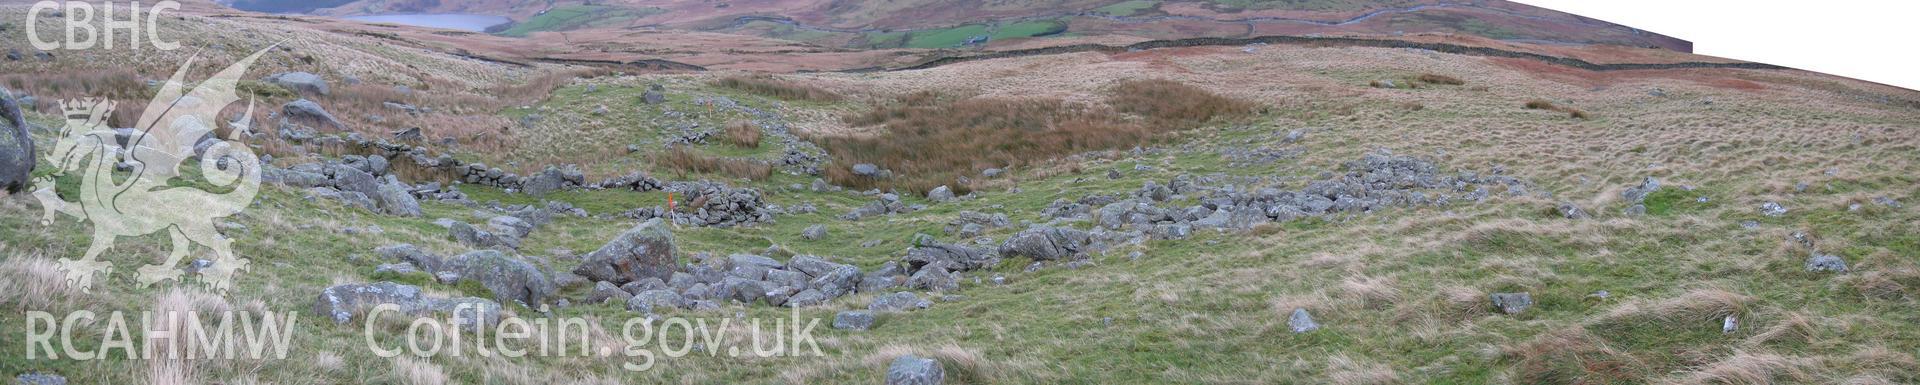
[1096,0,1158,16]
[494,5,663,37]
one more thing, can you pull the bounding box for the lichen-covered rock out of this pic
[574,218,679,285]
[446,250,554,307]
[312,282,500,327]
[0,87,32,193]
[832,310,874,330]
[998,226,1091,261]
[1490,292,1533,315]
[885,355,945,385]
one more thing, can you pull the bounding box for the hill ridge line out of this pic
[845,35,1787,73]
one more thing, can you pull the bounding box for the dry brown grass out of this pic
[713,74,843,102]
[720,120,762,149]
[816,81,1253,193]
[1417,73,1466,86]
[1524,99,1591,119]
[654,147,773,181]
[0,251,84,312]
[1504,328,1652,384]
[1107,78,1258,126]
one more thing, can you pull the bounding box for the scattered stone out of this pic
[374,263,418,275]
[13,373,65,385]
[802,224,828,240]
[1557,202,1589,219]
[833,310,875,331]
[927,185,956,202]
[585,281,633,305]
[1288,308,1319,333]
[982,168,1005,178]
[868,292,931,312]
[885,355,945,385]
[1489,292,1533,314]
[626,290,685,313]
[1761,202,1788,217]
[1805,254,1848,273]
[852,163,881,177]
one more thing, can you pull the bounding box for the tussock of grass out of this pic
[1108,79,1258,126]
[1417,73,1466,85]
[0,253,84,312]
[654,147,772,181]
[713,75,843,102]
[720,120,762,149]
[1524,99,1591,119]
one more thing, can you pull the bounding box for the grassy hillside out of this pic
[2,5,1917,384]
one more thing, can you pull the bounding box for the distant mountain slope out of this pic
[230,0,1687,52]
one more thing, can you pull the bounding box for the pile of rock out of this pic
[944,211,1010,238]
[312,281,502,328]
[615,181,772,228]
[842,193,919,220]
[521,165,587,197]
[1078,151,1532,233]
[571,219,869,312]
[266,161,420,217]
[372,245,554,307]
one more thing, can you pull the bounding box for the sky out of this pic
[1514,0,1920,91]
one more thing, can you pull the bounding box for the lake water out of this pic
[344,14,511,32]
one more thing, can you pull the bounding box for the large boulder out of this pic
[885,355,945,385]
[375,244,445,273]
[312,282,500,327]
[0,87,31,193]
[573,218,679,285]
[868,292,931,312]
[375,175,422,217]
[328,164,380,197]
[903,243,997,272]
[283,99,347,129]
[832,310,874,330]
[998,226,1091,261]
[522,166,568,197]
[446,250,554,307]
[625,289,685,313]
[262,72,329,96]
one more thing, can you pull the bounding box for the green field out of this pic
[1095,0,1159,16]
[495,5,664,37]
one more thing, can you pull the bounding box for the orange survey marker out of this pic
[668,192,676,212]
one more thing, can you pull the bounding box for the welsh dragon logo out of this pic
[30,47,275,293]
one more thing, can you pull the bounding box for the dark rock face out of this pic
[574,218,680,285]
[0,88,31,193]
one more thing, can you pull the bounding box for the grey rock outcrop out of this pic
[262,72,329,96]
[885,355,945,385]
[574,218,679,284]
[0,88,31,193]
